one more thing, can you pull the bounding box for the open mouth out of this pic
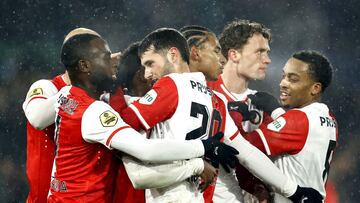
[280,91,289,100]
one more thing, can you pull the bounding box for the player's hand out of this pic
[228,101,257,121]
[248,92,280,114]
[109,87,127,113]
[288,185,323,203]
[201,132,239,173]
[198,160,217,193]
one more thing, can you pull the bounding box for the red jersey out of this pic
[48,86,118,203]
[23,75,66,203]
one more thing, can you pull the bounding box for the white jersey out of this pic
[244,102,338,202]
[128,72,214,203]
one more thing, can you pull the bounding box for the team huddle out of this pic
[22,19,337,203]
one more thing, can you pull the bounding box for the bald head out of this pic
[63,27,101,44]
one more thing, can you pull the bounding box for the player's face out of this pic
[131,66,152,97]
[88,38,114,92]
[197,35,225,81]
[236,33,271,80]
[279,58,316,108]
[141,46,174,83]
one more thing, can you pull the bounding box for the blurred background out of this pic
[0,0,359,202]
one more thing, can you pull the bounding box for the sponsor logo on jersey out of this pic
[27,88,43,98]
[100,110,118,127]
[51,178,68,192]
[57,94,78,115]
[267,117,286,132]
[139,89,157,105]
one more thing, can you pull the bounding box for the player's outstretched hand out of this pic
[228,101,257,121]
[198,160,217,193]
[201,132,239,173]
[288,185,323,203]
[248,92,280,114]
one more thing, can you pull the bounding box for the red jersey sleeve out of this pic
[244,109,309,156]
[120,76,178,131]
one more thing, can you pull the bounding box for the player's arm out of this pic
[23,80,67,130]
[122,156,204,189]
[222,108,321,200]
[118,76,178,131]
[243,110,308,156]
[82,101,238,163]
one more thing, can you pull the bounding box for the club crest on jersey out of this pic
[27,88,43,98]
[58,94,78,115]
[139,89,157,105]
[267,117,286,132]
[100,110,118,127]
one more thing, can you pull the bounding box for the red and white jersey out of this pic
[48,86,136,203]
[207,75,264,133]
[244,102,338,200]
[22,74,66,203]
[126,72,213,203]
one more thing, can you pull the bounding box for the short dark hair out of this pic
[219,19,271,58]
[179,25,215,48]
[117,41,142,89]
[60,33,101,72]
[138,28,190,64]
[292,50,333,92]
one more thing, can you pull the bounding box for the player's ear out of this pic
[311,82,322,96]
[78,60,91,74]
[190,46,200,61]
[228,49,240,63]
[167,47,180,64]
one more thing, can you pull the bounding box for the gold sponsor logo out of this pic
[27,88,43,98]
[100,110,118,127]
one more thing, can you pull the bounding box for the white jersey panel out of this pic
[147,72,213,203]
[273,102,337,202]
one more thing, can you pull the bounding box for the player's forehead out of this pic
[141,46,164,64]
[283,58,309,73]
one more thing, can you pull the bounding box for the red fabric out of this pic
[112,160,145,203]
[48,87,117,203]
[244,110,309,156]
[26,74,67,203]
[110,87,128,114]
[208,76,268,200]
[324,180,339,203]
[120,76,178,131]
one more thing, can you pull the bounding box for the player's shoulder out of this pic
[83,101,120,128]
[26,79,58,99]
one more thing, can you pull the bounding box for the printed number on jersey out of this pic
[186,102,222,140]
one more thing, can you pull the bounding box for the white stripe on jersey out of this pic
[255,129,271,155]
[129,104,151,130]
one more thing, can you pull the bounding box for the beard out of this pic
[90,73,114,93]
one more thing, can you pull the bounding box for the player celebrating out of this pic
[234,50,337,202]
[115,28,323,203]
[48,32,237,203]
[22,27,99,203]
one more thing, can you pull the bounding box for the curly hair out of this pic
[179,25,215,49]
[292,50,333,92]
[219,19,271,58]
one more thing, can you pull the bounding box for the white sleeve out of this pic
[223,107,297,197]
[22,79,60,130]
[122,156,204,189]
[82,101,205,162]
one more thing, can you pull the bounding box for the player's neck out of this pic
[72,80,101,99]
[222,63,249,94]
[175,61,190,73]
